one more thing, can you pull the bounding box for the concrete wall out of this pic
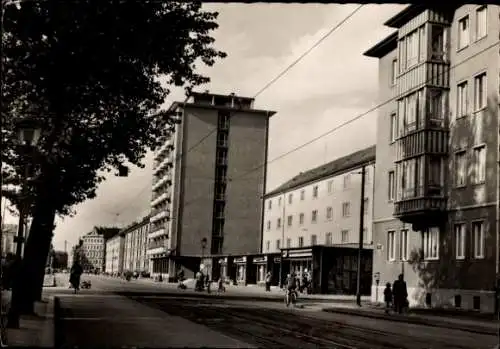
[178,107,218,256]
[224,111,269,255]
[263,164,375,253]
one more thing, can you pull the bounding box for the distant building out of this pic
[149,91,275,280]
[365,5,500,311]
[122,216,150,274]
[80,229,105,272]
[105,234,125,275]
[261,146,376,293]
[53,251,68,270]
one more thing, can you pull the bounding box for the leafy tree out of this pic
[1,0,226,317]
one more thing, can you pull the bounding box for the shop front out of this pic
[213,256,234,282]
[253,254,281,287]
[233,256,257,285]
[281,245,373,295]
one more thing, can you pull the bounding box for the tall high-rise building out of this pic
[148,91,275,277]
[365,4,499,311]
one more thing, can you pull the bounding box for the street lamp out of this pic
[7,117,42,329]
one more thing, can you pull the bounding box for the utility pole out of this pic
[356,165,366,307]
[279,194,286,288]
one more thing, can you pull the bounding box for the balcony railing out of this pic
[152,173,172,191]
[148,228,168,240]
[396,128,449,162]
[393,184,446,222]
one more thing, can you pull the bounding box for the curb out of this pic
[54,297,62,349]
[322,307,498,336]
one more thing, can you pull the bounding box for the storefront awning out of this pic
[234,256,247,264]
[253,256,267,264]
[282,248,312,259]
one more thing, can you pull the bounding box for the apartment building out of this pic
[149,91,275,280]
[123,215,150,274]
[104,233,125,275]
[365,4,499,311]
[80,229,105,272]
[262,146,376,294]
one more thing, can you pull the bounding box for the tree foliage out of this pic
[1,0,226,216]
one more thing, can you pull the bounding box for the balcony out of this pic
[149,228,168,239]
[151,190,171,207]
[150,209,170,223]
[152,173,172,191]
[396,128,449,162]
[393,185,447,227]
[153,154,174,175]
[147,246,167,255]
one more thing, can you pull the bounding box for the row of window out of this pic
[388,71,486,144]
[84,251,103,259]
[386,221,485,262]
[267,172,370,210]
[391,6,487,82]
[266,199,369,230]
[457,6,488,51]
[264,229,366,251]
[384,144,486,202]
[84,244,103,250]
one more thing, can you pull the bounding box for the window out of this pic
[400,230,409,261]
[472,221,485,258]
[388,171,395,201]
[387,231,396,261]
[418,25,426,62]
[423,227,439,260]
[288,193,293,204]
[473,146,486,184]
[474,73,487,111]
[326,206,333,220]
[343,175,350,189]
[311,234,317,246]
[278,197,282,207]
[287,215,293,227]
[276,239,281,250]
[458,16,470,49]
[297,236,304,248]
[429,89,445,125]
[342,202,350,217]
[400,158,420,199]
[265,240,270,252]
[266,220,271,231]
[457,81,468,117]
[311,210,318,223]
[391,59,397,85]
[454,224,466,259]
[312,185,319,198]
[299,213,304,225]
[428,156,443,191]
[406,30,419,68]
[341,230,349,243]
[476,6,487,40]
[455,151,466,186]
[325,232,332,246]
[277,218,281,229]
[390,112,398,142]
[363,198,369,215]
[300,190,305,200]
[286,238,291,248]
[327,180,334,194]
[430,25,446,60]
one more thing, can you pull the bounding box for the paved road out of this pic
[50,274,498,349]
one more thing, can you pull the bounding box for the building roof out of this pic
[384,5,426,28]
[190,91,255,102]
[119,214,151,236]
[265,145,376,198]
[363,31,398,58]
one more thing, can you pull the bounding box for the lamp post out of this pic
[7,117,42,329]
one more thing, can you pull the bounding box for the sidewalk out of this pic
[323,303,499,336]
[4,295,54,347]
[54,293,254,348]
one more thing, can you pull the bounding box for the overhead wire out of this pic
[104,4,368,223]
[181,38,500,209]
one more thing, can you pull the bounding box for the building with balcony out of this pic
[104,233,125,276]
[365,4,500,311]
[261,146,376,294]
[122,215,150,274]
[80,228,106,272]
[149,91,275,280]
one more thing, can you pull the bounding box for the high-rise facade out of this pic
[148,91,275,278]
[365,4,499,311]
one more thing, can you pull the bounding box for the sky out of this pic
[2,3,407,252]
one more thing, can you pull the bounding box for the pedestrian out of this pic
[383,282,393,314]
[392,274,408,314]
[265,271,272,292]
